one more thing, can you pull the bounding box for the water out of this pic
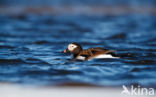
[0,14,156,87]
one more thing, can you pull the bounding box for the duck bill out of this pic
[63,48,70,53]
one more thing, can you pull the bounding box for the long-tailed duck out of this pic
[63,42,119,61]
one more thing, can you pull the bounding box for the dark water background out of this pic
[0,0,156,88]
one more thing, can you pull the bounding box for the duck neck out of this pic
[73,54,78,58]
[72,48,82,58]
[73,50,82,58]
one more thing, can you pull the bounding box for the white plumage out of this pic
[77,54,119,61]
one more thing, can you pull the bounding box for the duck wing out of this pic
[89,47,114,54]
[76,48,117,60]
[90,47,107,51]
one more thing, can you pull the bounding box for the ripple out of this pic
[33,40,51,45]
[25,58,51,65]
[0,58,26,65]
[127,60,156,65]
[20,68,83,76]
[0,45,15,49]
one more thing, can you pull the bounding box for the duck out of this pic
[63,42,119,61]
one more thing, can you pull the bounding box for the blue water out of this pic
[0,14,156,87]
[2,0,156,6]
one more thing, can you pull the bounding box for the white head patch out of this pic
[68,44,77,51]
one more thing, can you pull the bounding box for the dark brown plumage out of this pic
[63,42,119,60]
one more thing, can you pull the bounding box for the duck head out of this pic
[63,42,83,55]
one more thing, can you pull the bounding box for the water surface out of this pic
[0,14,156,87]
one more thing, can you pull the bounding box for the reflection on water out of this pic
[0,12,156,87]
